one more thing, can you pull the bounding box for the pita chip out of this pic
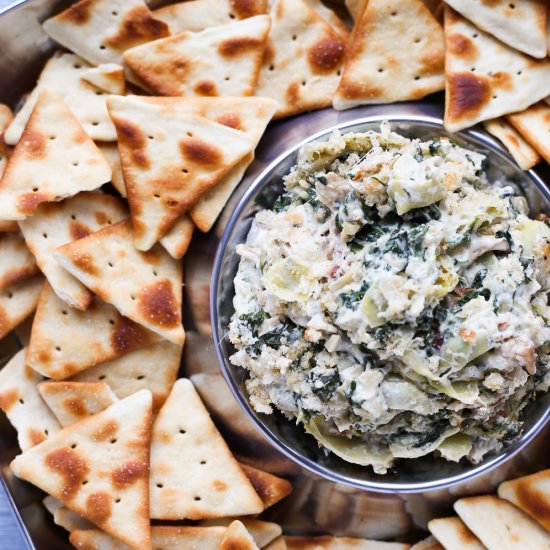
[220,521,260,550]
[201,517,282,548]
[507,102,550,165]
[138,95,277,232]
[284,536,409,549]
[0,103,13,180]
[333,0,444,110]
[240,463,292,510]
[484,118,541,170]
[5,52,117,145]
[303,0,350,39]
[53,505,95,532]
[0,91,111,221]
[160,216,195,260]
[43,0,168,67]
[38,381,118,428]
[149,378,263,519]
[123,15,271,98]
[444,7,550,133]
[444,0,547,59]
[454,495,550,549]
[107,97,254,250]
[27,283,162,380]
[0,276,43,340]
[410,537,443,550]
[10,390,153,550]
[43,495,63,516]
[498,469,550,531]
[70,341,181,411]
[0,348,60,451]
[81,63,126,95]
[54,220,184,343]
[70,526,227,550]
[19,193,127,310]
[265,539,287,550]
[428,517,484,550]
[97,143,126,198]
[255,0,345,118]
[153,0,267,33]
[0,233,39,291]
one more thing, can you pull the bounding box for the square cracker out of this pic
[19,192,127,310]
[5,52,117,145]
[0,348,60,451]
[27,283,162,380]
[54,220,185,344]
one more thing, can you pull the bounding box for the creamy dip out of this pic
[229,123,550,473]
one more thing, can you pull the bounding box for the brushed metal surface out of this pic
[1,0,550,548]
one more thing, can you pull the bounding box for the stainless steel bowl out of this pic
[211,103,550,494]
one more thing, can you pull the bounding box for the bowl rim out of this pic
[211,110,550,493]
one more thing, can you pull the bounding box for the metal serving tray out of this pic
[1,1,550,548]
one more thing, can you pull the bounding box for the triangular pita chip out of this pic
[70,341,181,411]
[444,0,547,58]
[220,521,260,550]
[10,390,153,550]
[303,0,350,39]
[5,52,117,145]
[43,495,63,516]
[284,536,409,549]
[201,517,282,548]
[428,516,484,550]
[54,220,185,344]
[454,495,550,549]
[27,283,162,380]
[149,378,264,519]
[159,215,195,260]
[138,95,277,232]
[265,538,288,550]
[498,469,550,532]
[0,103,13,180]
[43,0,169,67]
[0,275,43,340]
[70,526,227,550]
[484,118,541,170]
[97,143,126,198]
[81,63,126,95]
[38,381,118,428]
[0,348,60,451]
[123,15,271,98]
[19,193,127,310]
[55,507,94,532]
[239,463,292,510]
[106,97,254,250]
[153,0,267,33]
[444,7,550,133]
[0,233,39,291]
[333,0,444,110]
[255,0,345,118]
[0,91,111,220]
[410,536,443,550]
[507,102,550,165]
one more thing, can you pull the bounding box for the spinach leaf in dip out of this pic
[229,122,550,473]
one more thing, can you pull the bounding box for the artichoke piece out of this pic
[437,433,472,462]
[390,427,459,459]
[430,380,479,405]
[440,329,491,372]
[264,256,313,302]
[513,217,550,257]
[304,416,393,470]
[360,289,386,328]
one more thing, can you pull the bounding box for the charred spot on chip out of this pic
[180,137,222,167]
[307,35,345,73]
[60,0,94,24]
[104,5,169,51]
[111,460,148,489]
[63,396,88,418]
[193,80,219,97]
[86,491,112,524]
[218,37,262,58]
[137,279,180,328]
[212,479,228,492]
[72,252,100,276]
[515,479,550,524]
[490,71,513,90]
[448,32,478,60]
[229,0,262,19]
[0,388,19,412]
[69,221,93,241]
[28,428,48,447]
[116,118,150,168]
[446,72,492,121]
[45,447,90,498]
[17,192,48,216]
[111,316,151,355]
[20,129,47,158]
